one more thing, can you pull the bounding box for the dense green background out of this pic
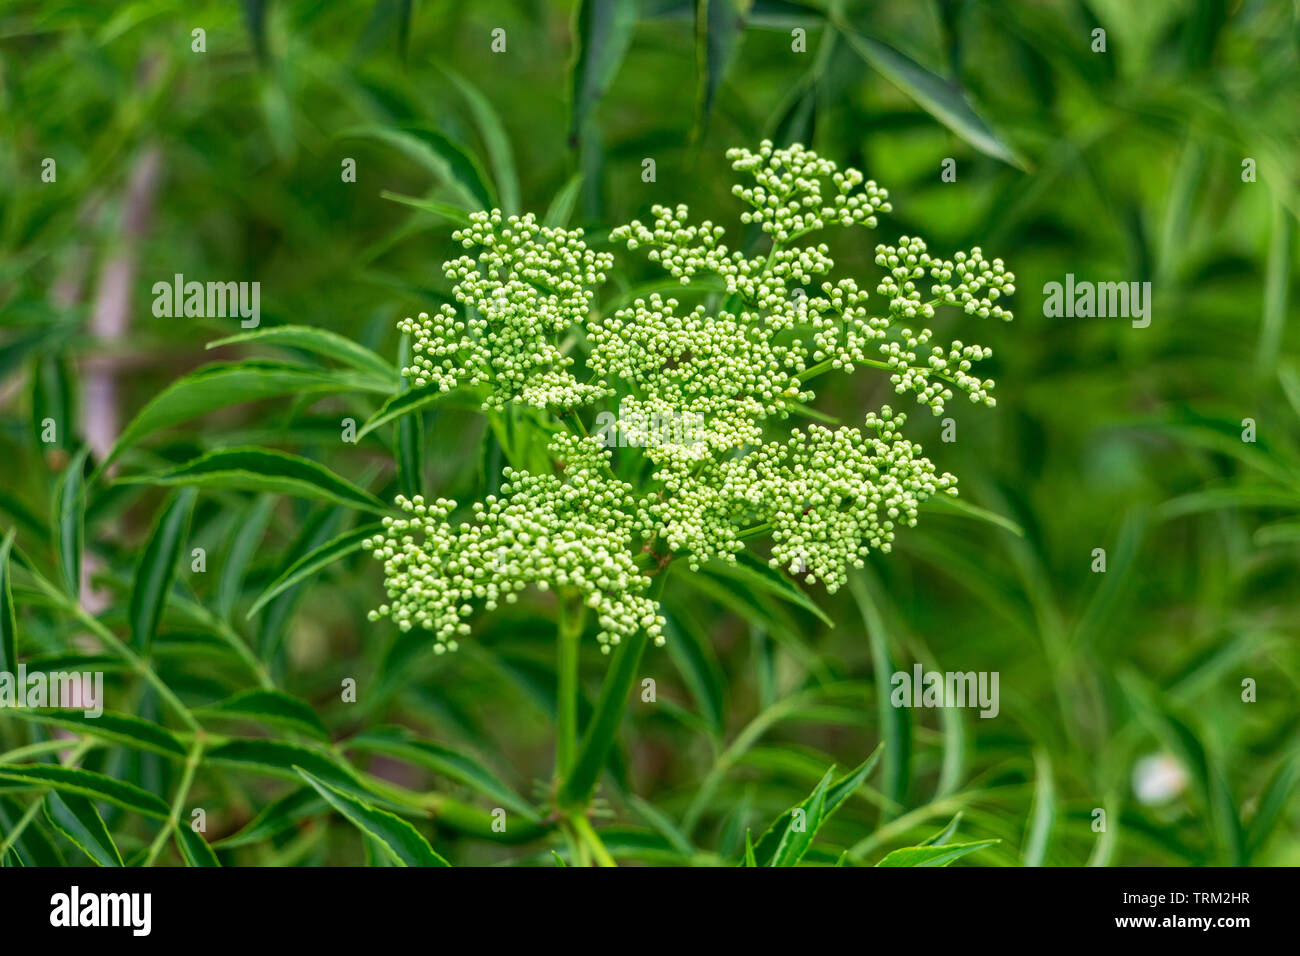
[1,0,1297,866]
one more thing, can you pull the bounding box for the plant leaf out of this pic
[119,447,386,514]
[197,690,329,741]
[176,827,222,866]
[52,447,89,600]
[14,709,186,757]
[129,488,197,652]
[296,768,449,867]
[43,792,123,866]
[207,325,395,384]
[346,726,538,821]
[0,765,169,818]
[0,529,17,672]
[344,126,495,211]
[106,361,386,466]
[835,23,1024,169]
[440,65,520,215]
[876,839,997,866]
[570,0,637,142]
[246,524,380,620]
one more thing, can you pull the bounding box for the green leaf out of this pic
[875,839,997,867]
[834,23,1024,169]
[1246,753,1299,858]
[695,0,747,134]
[440,66,520,216]
[922,494,1025,537]
[704,551,833,627]
[129,488,197,652]
[661,608,726,737]
[357,383,484,440]
[43,792,123,866]
[919,811,964,846]
[214,787,326,849]
[379,191,473,226]
[246,523,380,620]
[14,709,186,757]
[768,766,832,866]
[205,739,359,792]
[52,447,89,600]
[570,0,637,141]
[544,173,584,228]
[296,768,449,867]
[207,325,396,385]
[1022,749,1055,866]
[106,361,387,466]
[750,750,881,865]
[175,827,221,866]
[346,726,538,821]
[197,690,328,740]
[119,447,386,514]
[216,495,275,620]
[0,765,169,818]
[558,628,649,808]
[344,126,495,211]
[849,573,911,817]
[0,529,17,671]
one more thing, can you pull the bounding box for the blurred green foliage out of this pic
[0,0,1297,866]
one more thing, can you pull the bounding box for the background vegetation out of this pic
[1,0,1297,866]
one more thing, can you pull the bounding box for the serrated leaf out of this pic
[214,787,326,849]
[197,690,328,740]
[246,524,380,620]
[357,383,484,440]
[207,325,395,384]
[0,765,169,818]
[750,749,881,865]
[175,827,221,866]
[205,739,359,792]
[296,768,449,867]
[105,361,387,466]
[875,839,997,866]
[119,447,386,514]
[130,488,196,652]
[346,726,538,821]
[768,766,832,866]
[14,709,185,757]
[43,792,123,866]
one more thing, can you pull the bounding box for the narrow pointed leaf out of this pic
[130,488,196,652]
[119,447,386,513]
[245,524,380,620]
[296,768,449,867]
[43,792,123,866]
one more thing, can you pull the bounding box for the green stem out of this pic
[144,737,205,866]
[27,566,200,731]
[570,812,616,867]
[555,591,584,779]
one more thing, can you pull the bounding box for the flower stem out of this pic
[555,591,584,779]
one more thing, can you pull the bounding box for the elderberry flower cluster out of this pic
[372,142,1015,656]
[399,210,612,410]
[365,433,663,653]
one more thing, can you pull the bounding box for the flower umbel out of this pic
[370,141,1015,654]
